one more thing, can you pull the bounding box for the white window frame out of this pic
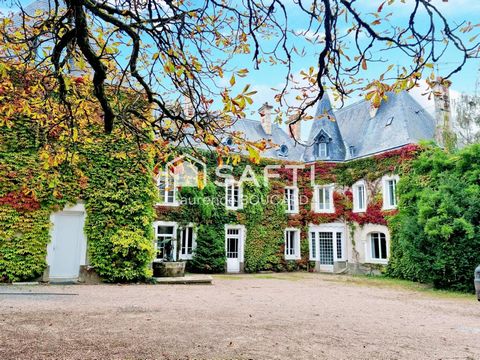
[153,221,178,262]
[225,180,243,210]
[313,184,335,213]
[366,232,389,264]
[284,186,299,214]
[284,228,301,260]
[308,223,346,264]
[352,180,367,213]
[308,230,318,261]
[318,142,328,158]
[382,175,399,210]
[157,172,178,206]
[178,224,197,260]
[224,224,246,263]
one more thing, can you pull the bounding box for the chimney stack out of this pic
[432,77,453,147]
[287,114,302,140]
[259,102,273,135]
[183,95,194,119]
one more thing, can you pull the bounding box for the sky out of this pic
[1,0,479,139]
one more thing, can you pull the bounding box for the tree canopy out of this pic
[0,0,479,157]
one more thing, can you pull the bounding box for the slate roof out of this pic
[334,91,435,159]
[221,90,435,162]
[303,93,347,162]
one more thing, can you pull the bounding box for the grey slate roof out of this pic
[224,90,435,162]
[303,93,347,162]
[226,118,305,161]
[188,90,435,162]
[334,91,435,158]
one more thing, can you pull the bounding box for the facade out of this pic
[0,86,440,283]
[154,91,437,275]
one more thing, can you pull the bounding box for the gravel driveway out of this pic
[1,273,479,359]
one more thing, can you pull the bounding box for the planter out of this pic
[153,261,186,277]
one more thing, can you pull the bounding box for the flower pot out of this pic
[153,261,186,277]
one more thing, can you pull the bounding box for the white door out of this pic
[309,224,345,272]
[225,227,242,273]
[49,211,86,281]
[318,232,334,272]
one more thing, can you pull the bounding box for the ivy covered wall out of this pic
[0,120,156,283]
[156,145,420,274]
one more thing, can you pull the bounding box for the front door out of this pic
[225,227,242,273]
[49,211,86,281]
[309,224,345,272]
[318,232,334,271]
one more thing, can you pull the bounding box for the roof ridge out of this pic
[333,97,367,115]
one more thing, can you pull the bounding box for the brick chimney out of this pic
[259,102,273,135]
[432,77,453,147]
[287,114,301,140]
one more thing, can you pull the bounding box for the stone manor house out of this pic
[150,87,449,275]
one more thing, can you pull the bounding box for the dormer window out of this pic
[318,142,328,157]
[314,129,331,159]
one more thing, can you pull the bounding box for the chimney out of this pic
[183,95,194,119]
[259,102,273,135]
[287,114,301,140]
[369,103,379,118]
[432,77,453,147]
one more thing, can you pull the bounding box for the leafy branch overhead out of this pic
[0,0,478,152]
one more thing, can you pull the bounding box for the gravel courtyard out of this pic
[1,273,479,360]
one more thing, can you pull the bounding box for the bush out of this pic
[387,144,480,292]
[189,224,226,273]
[101,229,154,282]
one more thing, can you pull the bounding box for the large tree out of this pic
[0,0,479,157]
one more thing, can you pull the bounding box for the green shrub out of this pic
[97,229,155,282]
[387,144,480,292]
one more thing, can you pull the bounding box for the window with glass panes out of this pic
[284,229,299,259]
[284,187,298,213]
[226,182,242,209]
[180,226,194,258]
[158,173,176,205]
[370,232,387,260]
[315,186,333,212]
[156,225,175,260]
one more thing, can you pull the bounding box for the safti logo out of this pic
[165,154,207,189]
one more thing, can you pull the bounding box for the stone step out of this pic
[153,275,213,285]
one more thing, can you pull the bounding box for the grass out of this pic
[322,274,476,300]
[214,272,477,300]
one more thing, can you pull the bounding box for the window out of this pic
[155,223,177,261]
[284,187,299,213]
[319,142,328,157]
[309,231,317,260]
[278,144,289,157]
[225,181,243,210]
[309,224,345,266]
[336,232,343,259]
[353,181,367,212]
[382,175,399,210]
[370,232,388,261]
[284,229,300,260]
[314,185,335,213]
[158,173,177,206]
[179,226,195,260]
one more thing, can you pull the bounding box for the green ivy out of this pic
[0,120,156,283]
[387,144,480,292]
